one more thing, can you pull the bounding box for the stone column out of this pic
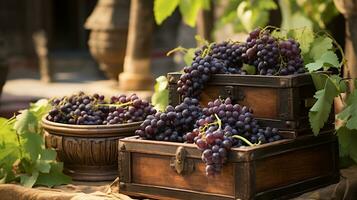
[118,0,154,91]
[334,0,357,78]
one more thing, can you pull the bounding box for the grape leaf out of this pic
[310,72,328,91]
[35,160,51,173]
[0,118,18,147]
[289,28,314,54]
[254,0,277,9]
[39,149,57,161]
[310,36,333,60]
[306,60,324,72]
[179,0,205,27]
[29,99,50,120]
[290,13,313,29]
[22,132,43,160]
[153,0,179,25]
[20,171,39,188]
[321,51,339,68]
[35,163,71,188]
[306,51,339,72]
[241,64,256,75]
[0,146,18,162]
[14,110,38,134]
[336,89,357,130]
[337,127,357,163]
[151,76,169,112]
[309,77,339,135]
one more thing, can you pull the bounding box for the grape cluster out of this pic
[244,29,280,75]
[278,39,305,75]
[176,28,306,98]
[47,92,155,125]
[192,98,280,175]
[177,56,226,98]
[104,94,156,124]
[136,97,281,176]
[135,97,202,142]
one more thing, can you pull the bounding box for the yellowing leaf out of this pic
[154,0,179,25]
[290,28,314,54]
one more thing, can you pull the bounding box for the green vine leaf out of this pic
[310,36,333,60]
[154,0,180,25]
[14,110,38,135]
[241,64,256,75]
[288,28,314,55]
[20,171,39,188]
[22,132,43,161]
[337,127,357,163]
[337,89,357,130]
[29,99,50,120]
[310,73,328,91]
[306,51,339,72]
[309,77,339,135]
[179,0,206,27]
[35,163,71,188]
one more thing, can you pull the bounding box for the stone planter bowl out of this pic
[42,117,141,181]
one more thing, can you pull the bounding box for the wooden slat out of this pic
[255,143,334,192]
[131,153,235,196]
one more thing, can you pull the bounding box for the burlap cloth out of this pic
[1,166,356,200]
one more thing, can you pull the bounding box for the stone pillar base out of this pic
[118,72,154,91]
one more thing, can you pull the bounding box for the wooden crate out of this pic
[167,72,333,133]
[118,133,339,200]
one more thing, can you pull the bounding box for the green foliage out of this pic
[309,75,340,135]
[154,0,180,25]
[0,99,71,187]
[337,90,357,130]
[279,0,338,30]
[152,76,169,112]
[236,0,277,32]
[217,0,338,34]
[153,0,210,27]
[337,127,357,164]
[241,64,256,75]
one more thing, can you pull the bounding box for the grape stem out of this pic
[214,114,222,130]
[232,135,261,147]
[97,101,133,108]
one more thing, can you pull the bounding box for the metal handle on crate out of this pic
[170,146,195,175]
[219,86,245,101]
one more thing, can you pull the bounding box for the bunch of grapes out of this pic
[104,94,156,124]
[177,56,226,98]
[243,28,280,75]
[135,97,202,142]
[47,92,155,125]
[188,98,281,176]
[278,39,305,75]
[47,92,107,125]
[136,97,282,176]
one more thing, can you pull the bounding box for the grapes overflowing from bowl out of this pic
[46,92,156,125]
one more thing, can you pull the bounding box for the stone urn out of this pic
[85,0,130,80]
[42,117,142,181]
